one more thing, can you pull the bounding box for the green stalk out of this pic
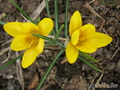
[65,0,68,38]
[54,0,58,33]
[31,34,64,48]
[54,24,64,40]
[45,43,55,47]
[45,0,55,36]
[9,0,35,24]
[45,0,51,18]
[36,49,65,90]
[0,55,23,70]
[100,0,119,5]
[78,56,101,72]
[0,21,5,25]
[80,52,98,63]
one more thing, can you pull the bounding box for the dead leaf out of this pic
[28,74,39,90]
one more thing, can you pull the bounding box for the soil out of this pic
[0,0,120,90]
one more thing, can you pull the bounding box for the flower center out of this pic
[79,36,85,42]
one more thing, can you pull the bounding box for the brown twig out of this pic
[84,3,105,31]
[16,52,24,90]
[30,0,50,21]
[0,13,6,19]
[2,49,11,63]
[47,35,66,41]
[110,47,120,62]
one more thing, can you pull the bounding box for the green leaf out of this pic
[78,56,101,72]
[65,0,68,38]
[9,0,35,24]
[45,43,55,47]
[36,49,65,90]
[100,0,120,6]
[80,51,98,63]
[31,34,64,48]
[0,55,23,70]
[35,18,41,25]
[0,21,6,25]
[32,34,56,43]
[45,0,55,36]
[45,0,51,18]
[54,24,64,40]
[54,0,58,33]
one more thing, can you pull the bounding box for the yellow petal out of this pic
[69,11,82,36]
[36,38,44,54]
[79,24,95,39]
[88,32,112,47]
[21,22,39,34]
[3,22,23,37]
[71,30,80,45]
[38,18,53,36]
[10,35,35,51]
[66,42,79,63]
[75,41,97,53]
[22,47,38,68]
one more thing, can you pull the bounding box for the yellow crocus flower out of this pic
[66,11,112,64]
[3,18,53,68]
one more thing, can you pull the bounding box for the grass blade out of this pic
[78,56,101,72]
[80,52,98,63]
[45,0,55,35]
[54,0,58,33]
[9,0,35,24]
[65,0,68,38]
[36,49,65,90]
[0,55,23,70]
[0,21,5,25]
[31,34,64,48]
[45,0,51,18]
[54,24,64,40]
[32,34,56,43]
[100,0,120,5]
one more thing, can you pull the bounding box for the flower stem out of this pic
[54,24,64,40]
[65,0,68,38]
[36,49,65,90]
[45,0,51,18]
[45,0,56,36]
[54,0,58,33]
[9,0,36,24]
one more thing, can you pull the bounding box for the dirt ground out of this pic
[0,0,120,90]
